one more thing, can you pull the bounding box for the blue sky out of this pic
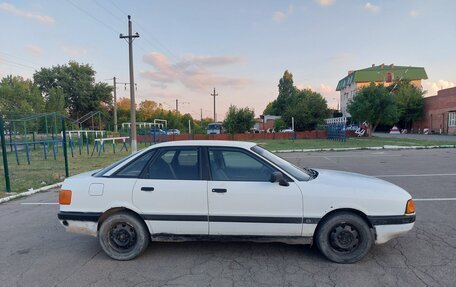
[1,0,455,119]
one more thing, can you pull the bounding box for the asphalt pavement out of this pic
[373,132,456,142]
[1,148,455,287]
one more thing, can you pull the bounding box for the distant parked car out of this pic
[167,129,181,135]
[149,128,166,135]
[250,128,260,133]
[207,123,224,134]
[280,128,294,133]
[346,125,359,131]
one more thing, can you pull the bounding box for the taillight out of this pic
[59,189,72,205]
[405,199,415,214]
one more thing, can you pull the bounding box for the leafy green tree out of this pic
[389,80,425,130]
[282,89,328,131]
[274,118,286,131]
[0,75,44,116]
[33,61,112,119]
[348,83,398,136]
[264,70,297,115]
[223,105,255,134]
[45,87,67,115]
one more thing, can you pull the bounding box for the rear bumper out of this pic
[58,211,100,237]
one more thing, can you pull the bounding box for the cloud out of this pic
[141,52,251,91]
[409,10,419,17]
[181,55,244,67]
[25,45,42,56]
[63,46,88,57]
[365,2,380,13]
[316,0,335,7]
[0,2,54,25]
[272,5,293,23]
[423,80,455,96]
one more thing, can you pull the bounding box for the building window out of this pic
[449,112,456,127]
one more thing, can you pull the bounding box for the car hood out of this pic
[306,168,411,201]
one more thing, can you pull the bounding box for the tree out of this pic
[348,83,398,136]
[282,89,329,131]
[45,87,67,115]
[138,100,158,121]
[223,105,255,134]
[0,75,44,116]
[389,80,425,130]
[33,61,112,119]
[263,70,297,115]
[274,118,286,131]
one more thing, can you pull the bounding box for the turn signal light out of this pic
[405,199,415,214]
[59,189,72,205]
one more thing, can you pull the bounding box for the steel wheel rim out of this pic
[329,223,360,253]
[108,222,137,253]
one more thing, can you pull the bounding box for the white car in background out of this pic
[58,140,415,263]
[166,129,180,135]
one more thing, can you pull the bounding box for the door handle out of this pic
[141,187,154,192]
[212,188,227,193]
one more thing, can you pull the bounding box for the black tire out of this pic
[315,212,373,264]
[98,212,150,261]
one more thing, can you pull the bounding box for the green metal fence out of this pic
[0,113,130,195]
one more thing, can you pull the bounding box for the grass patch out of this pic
[252,137,454,151]
[0,144,131,194]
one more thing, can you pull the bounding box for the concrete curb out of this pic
[0,182,62,204]
[272,144,456,153]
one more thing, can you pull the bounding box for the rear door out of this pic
[132,147,208,235]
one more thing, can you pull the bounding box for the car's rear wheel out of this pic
[98,212,149,260]
[315,212,373,263]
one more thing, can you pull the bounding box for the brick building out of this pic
[412,87,456,134]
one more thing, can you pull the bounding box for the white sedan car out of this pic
[58,141,415,263]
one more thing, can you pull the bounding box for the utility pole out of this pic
[211,88,218,122]
[110,77,135,134]
[200,108,203,126]
[176,99,178,113]
[120,15,139,153]
[113,77,118,133]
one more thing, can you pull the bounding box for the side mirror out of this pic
[270,171,289,187]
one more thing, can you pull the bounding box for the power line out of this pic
[93,0,125,25]
[0,57,37,70]
[105,0,209,87]
[66,0,119,34]
[0,51,39,68]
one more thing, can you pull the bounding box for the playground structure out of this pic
[121,119,169,145]
[325,117,347,142]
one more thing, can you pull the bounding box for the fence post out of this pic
[0,116,11,193]
[61,118,69,178]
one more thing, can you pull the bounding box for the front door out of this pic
[132,147,208,235]
[206,147,303,236]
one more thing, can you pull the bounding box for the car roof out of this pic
[149,140,256,149]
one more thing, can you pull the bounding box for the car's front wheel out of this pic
[98,212,150,260]
[315,212,373,263]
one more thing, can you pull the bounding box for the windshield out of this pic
[208,123,221,129]
[251,145,312,181]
